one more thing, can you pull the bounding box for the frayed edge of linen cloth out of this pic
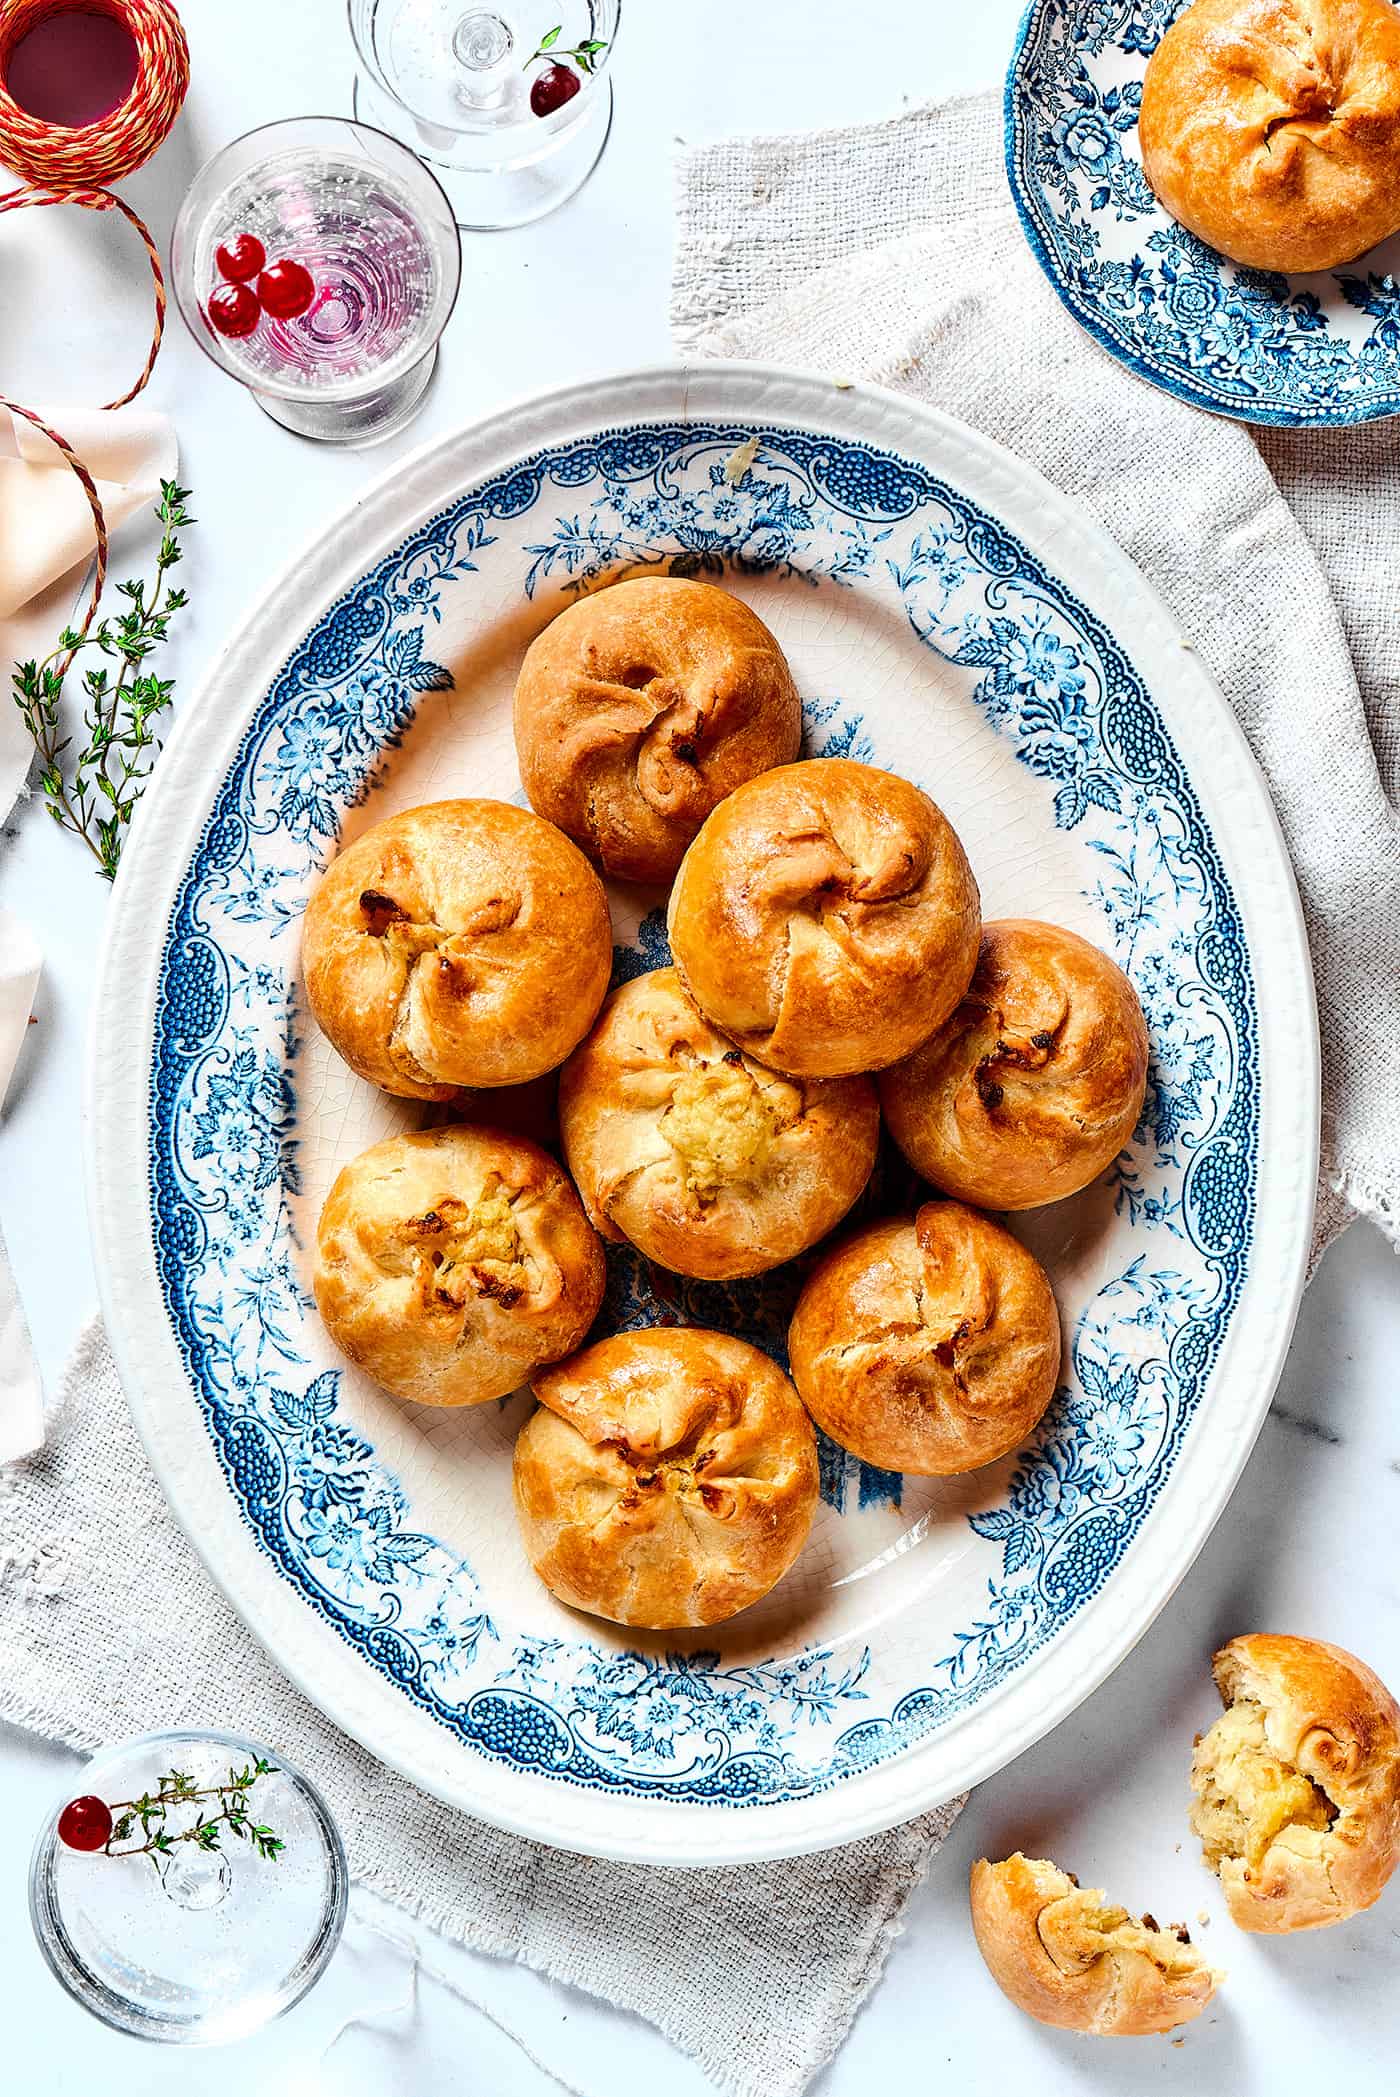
[673,90,1400,1275]
[0,1317,962,2097]
[351,1822,938,2097]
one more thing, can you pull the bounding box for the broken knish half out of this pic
[1190,1633,1400,1933]
[969,1853,1222,2036]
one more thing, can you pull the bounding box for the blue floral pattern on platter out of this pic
[1007,0,1400,426]
[150,422,1256,1805]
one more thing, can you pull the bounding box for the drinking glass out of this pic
[172,117,462,446]
[349,0,621,229]
[29,1728,348,2042]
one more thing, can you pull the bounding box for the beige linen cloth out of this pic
[673,90,1400,1263]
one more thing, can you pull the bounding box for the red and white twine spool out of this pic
[0,0,189,189]
[0,1,187,657]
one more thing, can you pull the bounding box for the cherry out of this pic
[530,62,581,118]
[257,259,316,321]
[207,281,261,339]
[215,232,266,283]
[58,1794,114,1852]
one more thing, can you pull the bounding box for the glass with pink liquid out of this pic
[172,118,462,446]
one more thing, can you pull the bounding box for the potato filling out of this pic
[406,1181,529,1305]
[1044,1892,1203,1979]
[453,1186,524,1268]
[1190,1696,1336,1872]
[661,1060,792,1196]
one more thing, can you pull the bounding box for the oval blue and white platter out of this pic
[91,366,1317,1863]
[1007,0,1400,426]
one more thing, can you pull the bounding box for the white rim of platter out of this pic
[89,364,1318,1864]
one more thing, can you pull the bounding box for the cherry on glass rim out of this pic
[207,281,261,339]
[257,260,316,321]
[58,1795,113,1852]
[530,62,581,118]
[215,232,266,283]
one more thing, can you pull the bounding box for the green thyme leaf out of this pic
[10,483,194,878]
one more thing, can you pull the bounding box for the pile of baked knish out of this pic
[297,574,1400,2033]
[301,574,1147,1632]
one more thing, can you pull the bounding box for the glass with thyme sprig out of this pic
[29,1729,347,2042]
[11,479,193,881]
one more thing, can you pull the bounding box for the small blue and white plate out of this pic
[92,366,1316,1863]
[1007,0,1400,426]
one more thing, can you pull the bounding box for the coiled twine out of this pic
[0,0,189,188]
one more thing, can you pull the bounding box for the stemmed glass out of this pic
[29,1729,347,2042]
[349,0,621,228]
[172,116,462,446]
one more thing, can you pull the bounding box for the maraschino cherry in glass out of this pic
[257,258,317,320]
[215,232,266,283]
[30,1728,347,2042]
[208,281,261,340]
[56,1793,113,1851]
[173,117,462,446]
[530,60,581,116]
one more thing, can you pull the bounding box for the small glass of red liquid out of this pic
[172,116,463,446]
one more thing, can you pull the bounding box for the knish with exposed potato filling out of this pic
[1189,1633,1400,1932]
[660,1057,792,1198]
[313,1125,605,1409]
[559,967,878,1280]
[968,1853,1220,2035]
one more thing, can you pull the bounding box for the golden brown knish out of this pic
[301,800,612,1099]
[559,967,879,1280]
[513,1327,819,1628]
[788,1202,1060,1476]
[1190,1633,1400,1931]
[513,576,802,885]
[313,1126,605,1408]
[666,758,981,1079]
[969,1854,1221,2036]
[879,919,1148,1210]
[1139,0,1400,272]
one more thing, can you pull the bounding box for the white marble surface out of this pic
[2,1,1398,2090]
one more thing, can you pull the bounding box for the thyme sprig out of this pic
[531,24,609,73]
[105,1758,285,1872]
[11,479,194,882]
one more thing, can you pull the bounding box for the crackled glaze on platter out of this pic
[147,415,1257,1809]
[1007,0,1400,426]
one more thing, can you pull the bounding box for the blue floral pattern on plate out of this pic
[1007,0,1400,425]
[149,422,1256,1805]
